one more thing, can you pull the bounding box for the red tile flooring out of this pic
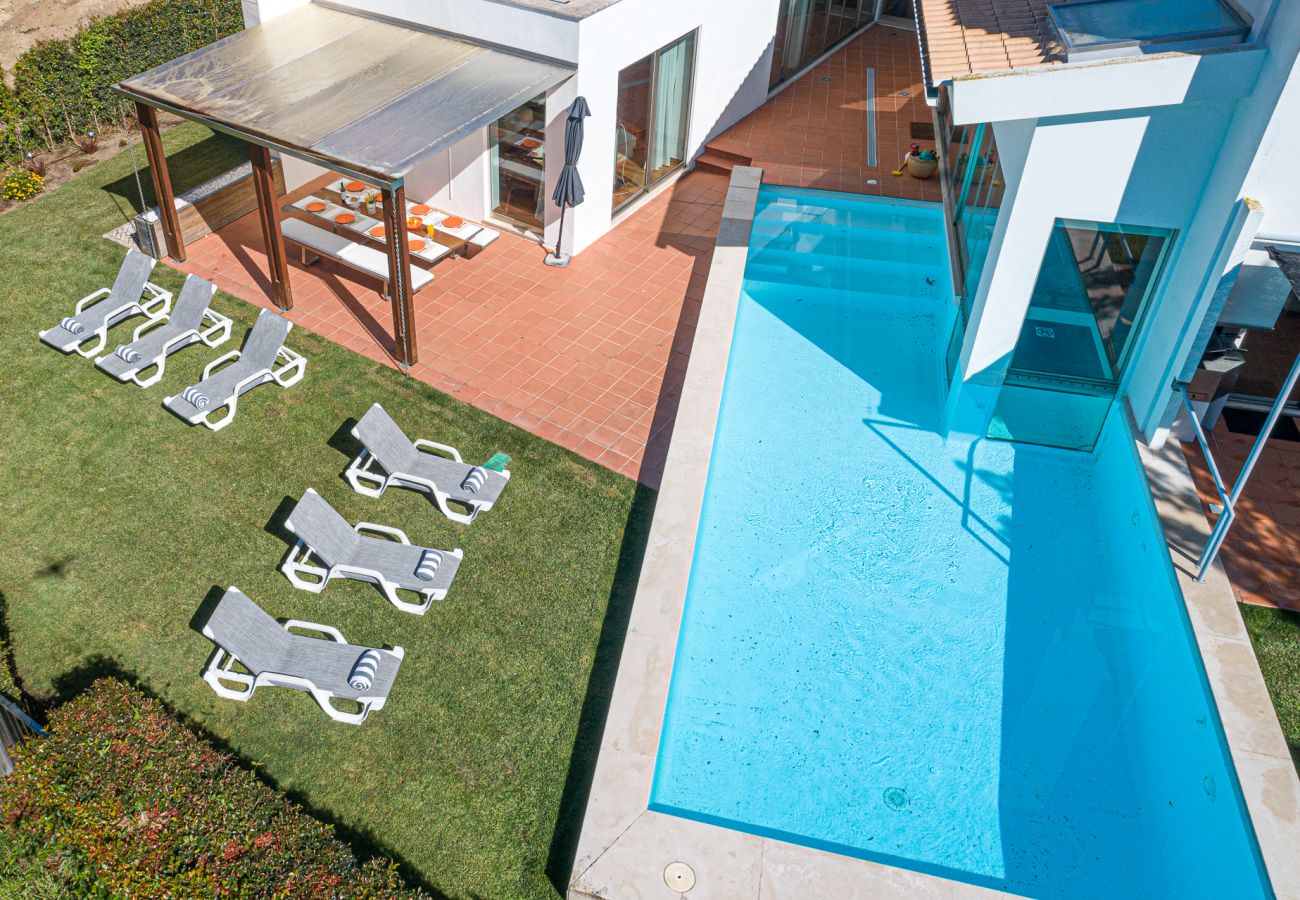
[1183,423,1300,612]
[708,25,943,204]
[170,25,940,487]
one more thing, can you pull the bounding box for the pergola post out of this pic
[382,185,418,369]
[135,102,185,262]
[249,143,293,311]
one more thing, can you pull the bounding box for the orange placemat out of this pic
[345,180,365,192]
[369,225,386,238]
[409,238,426,251]
[334,212,356,225]
[521,139,541,149]
[305,200,326,213]
[410,204,431,216]
[442,215,465,229]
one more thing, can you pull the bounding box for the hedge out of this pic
[0,679,424,898]
[1,0,244,159]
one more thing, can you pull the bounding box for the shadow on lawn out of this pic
[545,483,658,895]
[13,594,452,899]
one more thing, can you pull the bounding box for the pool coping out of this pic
[1140,440,1300,900]
[566,167,1005,899]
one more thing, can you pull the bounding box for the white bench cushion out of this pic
[282,218,434,292]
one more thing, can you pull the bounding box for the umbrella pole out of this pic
[545,202,571,267]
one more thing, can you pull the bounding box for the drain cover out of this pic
[664,862,697,893]
[884,787,909,811]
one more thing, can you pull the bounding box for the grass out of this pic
[0,123,649,898]
[1239,604,1300,771]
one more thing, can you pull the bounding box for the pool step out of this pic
[749,246,945,277]
[746,257,949,295]
[749,228,945,266]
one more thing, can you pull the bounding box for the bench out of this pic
[281,218,434,294]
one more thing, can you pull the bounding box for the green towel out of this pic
[483,452,512,473]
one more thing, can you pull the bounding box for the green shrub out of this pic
[0,679,423,898]
[6,0,243,158]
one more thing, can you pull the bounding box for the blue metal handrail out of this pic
[1175,344,1300,581]
[0,695,46,738]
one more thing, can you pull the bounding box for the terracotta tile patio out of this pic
[707,25,943,204]
[1184,422,1300,613]
[170,24,943,487]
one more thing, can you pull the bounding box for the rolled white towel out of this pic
[414,549,443,581]
[61,316,85,336]
[461,467,488,494]
[114,345,142,365]
[349,649,382,692]
[181,386,210,409]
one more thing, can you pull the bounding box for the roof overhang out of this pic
[113,1,574,188]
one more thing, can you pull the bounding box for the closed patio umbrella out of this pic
[545,96,590,267]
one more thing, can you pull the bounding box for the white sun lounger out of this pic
[345,403,511,524]
[95,274,231,387]
[162,308,305,431]
[40,248,172,357]
[283,488,464,614]
[200,587,403,725]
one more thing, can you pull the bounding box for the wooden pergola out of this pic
[113,3,573,369]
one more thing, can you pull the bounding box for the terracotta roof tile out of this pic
[917,0,1068,87]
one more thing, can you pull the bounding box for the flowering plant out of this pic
[1,169,45,202]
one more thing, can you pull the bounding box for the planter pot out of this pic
[364,202,377,214]
[907,157,939,179]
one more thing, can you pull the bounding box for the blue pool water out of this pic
[649,187,1269,897]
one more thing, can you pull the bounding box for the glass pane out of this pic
[490,93,546,230]
[829,0,859,43]
[771,1,791,89]
[647,33,695,189]
[612,53,654,211]
[880,0,913,18]
[805,0,831,62]
[784,0,813,75]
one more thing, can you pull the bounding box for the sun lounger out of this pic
[200,586,404,725]
[163,308,305,431]
[282,488,464,614]
[40,248,172,357]
[95,274,231,387]
[344,403,511,524]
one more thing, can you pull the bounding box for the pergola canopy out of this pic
[115,2,574,186]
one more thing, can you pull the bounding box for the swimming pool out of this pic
[648,187,1270,897]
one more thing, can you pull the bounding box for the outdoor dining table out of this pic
[284,192,455,265]
[403,199,485,256]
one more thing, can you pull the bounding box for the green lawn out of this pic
[1240,604,1300,771]
[0,125,648,898]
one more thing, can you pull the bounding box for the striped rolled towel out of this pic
[114,345,142,365]
[349,649,382,692]
[414,549,443,581]
[461,467,488,494]
[60,316,85,336]
[181,386,210,409]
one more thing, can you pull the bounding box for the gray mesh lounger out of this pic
[39,248,172,357]
[345,403,511,524]
[283,488,463,615]
[163,308,305,431]
[200,586,404,725]
[95,274,231,387]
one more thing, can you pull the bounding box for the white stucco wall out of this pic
[245,0,780,253]
[951,12,1300,444]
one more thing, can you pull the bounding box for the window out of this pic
[612,32,696,213]
[491,94,547,231]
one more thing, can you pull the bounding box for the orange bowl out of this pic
[521,138,541,149]
[442,215,465,229]
[406,216,424,230]
[408,238,426,251]
[334,212,355,225]
[305,200,326,213]
[345,180,365,192]
[369,225,386,238]
[410,204,431,216]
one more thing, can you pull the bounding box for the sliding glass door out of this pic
[490,94,546,231]
[612,31,696,213]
